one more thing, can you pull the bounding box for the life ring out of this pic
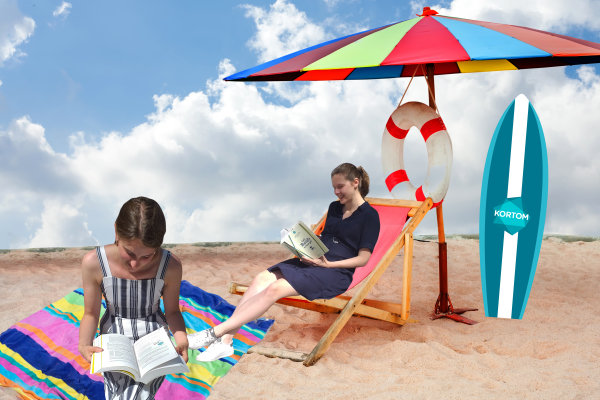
[381,101,452,207]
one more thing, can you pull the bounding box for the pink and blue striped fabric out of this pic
[0,281,274,400]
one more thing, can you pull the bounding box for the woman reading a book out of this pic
[78,197,188,400]
[189,163,380,361]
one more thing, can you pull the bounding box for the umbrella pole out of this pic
[425,63,478,325]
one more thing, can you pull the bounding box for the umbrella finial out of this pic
[418,7,439,17]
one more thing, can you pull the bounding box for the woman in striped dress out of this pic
[78,197,189,400]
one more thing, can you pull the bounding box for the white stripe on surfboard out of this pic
[498,231,519,318]
[507,95,529,198]
[498,94,529,319]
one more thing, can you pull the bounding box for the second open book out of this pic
[90,327,189,384]
[280,221,329,259]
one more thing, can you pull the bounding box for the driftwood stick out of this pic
[247,346,308,362]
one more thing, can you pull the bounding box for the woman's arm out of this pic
[301,248,372,269]
[78,250,105,363]
[162,254,188,363]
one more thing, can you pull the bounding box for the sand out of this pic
[1,238,599,399]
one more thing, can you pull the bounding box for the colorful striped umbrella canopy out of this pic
[224,9,600,82]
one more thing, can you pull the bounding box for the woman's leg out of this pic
[214,278,298,343]
[236,270,280,309]
[219,269,284,344]
[188,269,289,349]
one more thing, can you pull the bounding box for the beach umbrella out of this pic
[225,8,600,82]
[224,7,600,324]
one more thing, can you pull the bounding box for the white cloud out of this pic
[3,61,600,247]
[28,199,98,248]
[0,117,91,248]
[323,0,341,8]
[0,116,73,189]
[242,0,333,63]
[52,1,72,19]
[0,0,35,66]
[2,0,600,249]
[242,0,367,64]
[432,0,600,33]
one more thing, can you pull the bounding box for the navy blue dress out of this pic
[268,201,380,301]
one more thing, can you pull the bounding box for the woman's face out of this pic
[332,173,359,204]
[116,238,158,272]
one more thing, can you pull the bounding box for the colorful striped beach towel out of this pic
[0,280,274,400]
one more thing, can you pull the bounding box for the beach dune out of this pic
[1,238,599,399]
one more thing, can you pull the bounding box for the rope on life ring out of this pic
[381,101,452,207]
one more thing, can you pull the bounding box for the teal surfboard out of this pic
[480,94,548,319]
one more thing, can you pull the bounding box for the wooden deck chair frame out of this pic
[229,197,433,366]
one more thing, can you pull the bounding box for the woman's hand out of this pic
[174,338,189,363]
[79,344,103,363]
[300,255,329,267]
[162,255,188,363]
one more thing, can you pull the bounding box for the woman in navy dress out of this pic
[188,163,381,361]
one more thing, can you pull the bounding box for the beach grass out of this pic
[191,242,233,248]
[415,234,481,242]
[543,234,599,243]
[26,247,67,253]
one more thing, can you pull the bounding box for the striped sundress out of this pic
[96,246,172,400]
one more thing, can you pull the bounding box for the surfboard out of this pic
[479,94,548,319]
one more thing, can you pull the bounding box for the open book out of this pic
[90,327,190,384]
[281,221,329,259]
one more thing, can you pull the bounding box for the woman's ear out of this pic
[353,177,360,189]
[114,223,118,245]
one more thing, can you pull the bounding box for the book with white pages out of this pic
[90,327,190,384]
[280,221,329,259]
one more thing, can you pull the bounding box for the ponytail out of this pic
[331,163,370,198]
[356,166,370,199]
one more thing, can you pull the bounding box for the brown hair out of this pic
[115,197,166,248]
[331,163,370,198]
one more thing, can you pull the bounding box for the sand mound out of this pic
[1,239,599,399]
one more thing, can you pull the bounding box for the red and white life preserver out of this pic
[381,101,452,207]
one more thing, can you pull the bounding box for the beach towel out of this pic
[0,280,274,400]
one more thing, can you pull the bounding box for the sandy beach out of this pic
[1,238,599,399]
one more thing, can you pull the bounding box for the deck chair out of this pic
[229,197,433,366]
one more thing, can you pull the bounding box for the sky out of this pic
[1,0,600,249]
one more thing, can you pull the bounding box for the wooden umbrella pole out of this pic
[426,64,448,313]
[425,63,478,324]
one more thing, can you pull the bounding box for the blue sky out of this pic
[4,0,598,154]
[1,0,600,249]
[2,1,424,154]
